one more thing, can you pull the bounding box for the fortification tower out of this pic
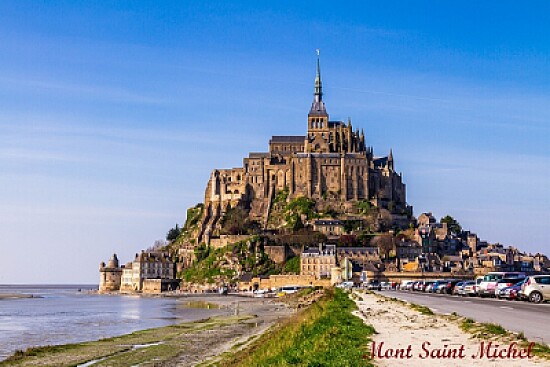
[99,253,122,293]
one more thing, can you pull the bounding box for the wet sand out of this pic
[0,295,292,367]
[0,294,35,299]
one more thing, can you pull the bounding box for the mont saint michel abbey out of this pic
[197,56,409,243]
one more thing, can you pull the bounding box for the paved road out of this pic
[377,290,550,345]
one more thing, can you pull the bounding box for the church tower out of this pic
[306,51,331,153]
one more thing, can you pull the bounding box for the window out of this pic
[535,276,550,284]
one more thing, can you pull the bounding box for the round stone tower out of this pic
[99,254,122,293]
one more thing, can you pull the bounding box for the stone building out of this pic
[312,219,344,237]
[99,254,122,293]
[119,251,177,293]
[300,244,337,279]
[197,56,409,243]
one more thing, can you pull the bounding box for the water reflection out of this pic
[0,285,228,361]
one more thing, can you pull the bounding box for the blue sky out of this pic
[1,1,549,283]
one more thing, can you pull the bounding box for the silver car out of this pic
[521,275,550,303]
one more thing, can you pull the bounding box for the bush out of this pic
[282,256,300,274]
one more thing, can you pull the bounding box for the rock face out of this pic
[197,57,411,244]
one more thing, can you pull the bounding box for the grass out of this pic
[217,288,375,367]
[184,300,221,309]
[459,318,550,360]
[531,343,550,360]
[460,318,507,336]
[408,303,434,315]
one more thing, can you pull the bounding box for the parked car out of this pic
[478,272,526,297]
[439,279,462,294]
[467,276,484,296]
[278,285,302,295]
[414,281,430,291]
[453,281,465,295]
[337,281,354,289]
[422,281,435,292]
[463,277,482,296]
[520,275,550,303]
[430,280,448,293]
[495,278,526,297]
[457,281,475,296]
[498,278,527,300]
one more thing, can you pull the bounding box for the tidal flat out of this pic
[0,297,291,367]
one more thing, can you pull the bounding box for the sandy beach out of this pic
[354,291,544,367]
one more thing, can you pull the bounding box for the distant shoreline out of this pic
[0,294,37,300]
[0,284,98,287]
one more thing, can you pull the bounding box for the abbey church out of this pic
[197,56,409,243]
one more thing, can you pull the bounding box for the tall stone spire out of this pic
[309,49,327,116]
[314,49,322,103]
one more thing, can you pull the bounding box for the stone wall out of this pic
[142,279,180,294]
[99,268,122,293]
[264,245,288,264]
[238,274,331,291]
[209,235,252,249]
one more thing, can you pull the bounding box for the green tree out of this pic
[372,233,394,259]
[356,199,372,215]
[283,256,301,273]
[441,215,462,236]
[194,243,210,262]
[220,207,250,235]
[166,224,181,242]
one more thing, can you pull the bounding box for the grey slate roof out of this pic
[248,152,269,158]
[269,136,305,143]
[328,121,345,128]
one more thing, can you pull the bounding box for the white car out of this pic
[477,272,525,297]
[520,275,550,303]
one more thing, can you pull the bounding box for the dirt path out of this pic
[354,292,544,367]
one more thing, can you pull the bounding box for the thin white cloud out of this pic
[0,147,89,163]
[0,203,174,222]
[0,75,169,105]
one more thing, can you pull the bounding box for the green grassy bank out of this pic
[217,288,375,367]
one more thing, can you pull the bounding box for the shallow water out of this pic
[0,285,228,361]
